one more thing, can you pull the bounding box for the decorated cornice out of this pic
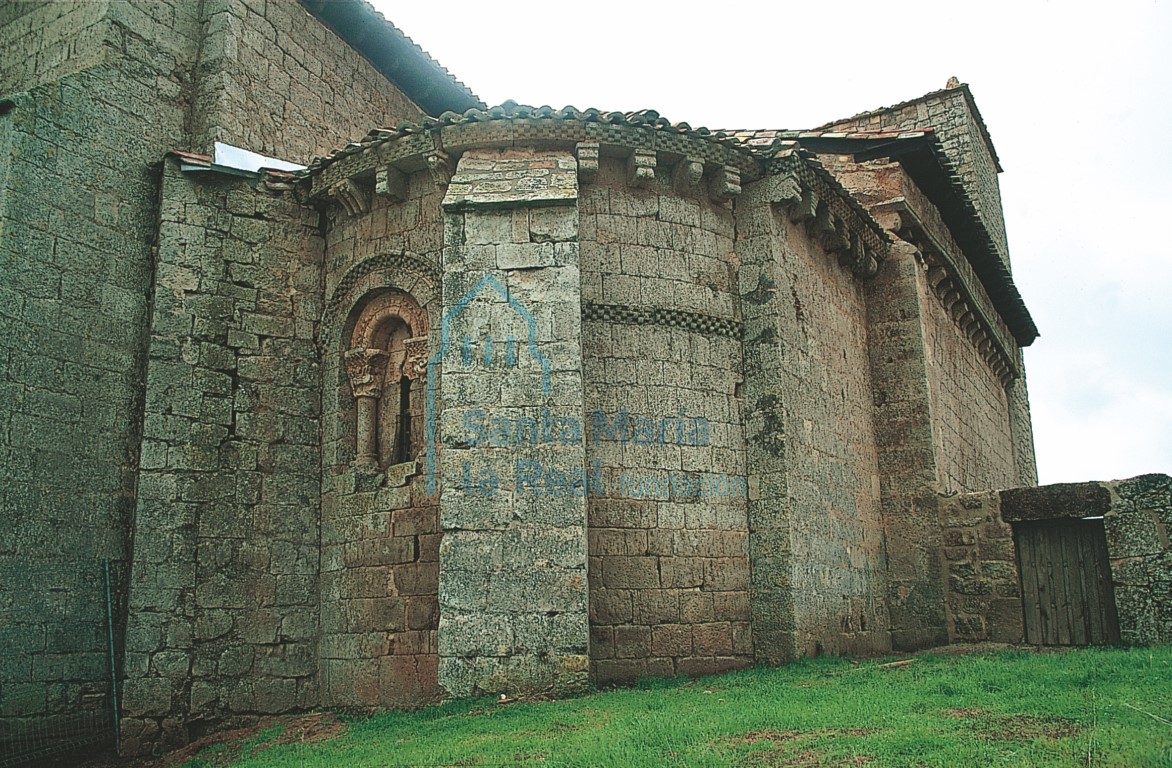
[759,147,892,278]
[302,103,762,199]
[873,199,1020,387]
[300,104,891,281]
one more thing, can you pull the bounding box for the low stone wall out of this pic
[1101,475,1170,645]
[936,491,1023,643]
[939,474,1171,647]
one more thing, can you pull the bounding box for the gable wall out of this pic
[190,0,428,161]
[823,88,1011,268]
[0,1,202,745]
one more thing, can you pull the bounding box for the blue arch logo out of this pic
[425,274,551,493]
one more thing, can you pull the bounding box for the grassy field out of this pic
[171,646,1171,768]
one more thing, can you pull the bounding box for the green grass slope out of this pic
[177,647,1172,768]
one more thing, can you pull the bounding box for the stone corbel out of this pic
[951,297,971,322]
[959,311,980,336]
[403,336,430,379]
[845,232,878,278]
[328,179,370,216]
[375,165,408,201]
[426,150,453,189]
[628,148,657,188]
[926,266,950,292]
[708,165,741,202]
[813,203,849,254]
[788,184,818,223]
[764,174,802,208]
[576,142,600,181]
[863,243,880,278]
[672,157,704,195]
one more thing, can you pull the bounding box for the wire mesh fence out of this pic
[0,559,122,767]
[0,708,114,768]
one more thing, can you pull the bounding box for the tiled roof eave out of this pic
[299,103,768,182]
[788,132,1036,345]
[299,0,483,115]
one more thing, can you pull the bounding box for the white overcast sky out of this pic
[372,0,1172,486]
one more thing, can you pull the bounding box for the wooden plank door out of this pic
[1013,519,1120,646]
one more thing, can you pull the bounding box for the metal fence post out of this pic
[103,559,120,756]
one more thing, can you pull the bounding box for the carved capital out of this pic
[404,336,430,379]
[576,142,600,181]
[627,148,657,188]
[328,179,369,216]
[344,348,391,398]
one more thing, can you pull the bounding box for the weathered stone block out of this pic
[603,556,659,589]
[1000,482,1110,522]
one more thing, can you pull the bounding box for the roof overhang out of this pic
[795,133,1037,346]
[298,0,483,117]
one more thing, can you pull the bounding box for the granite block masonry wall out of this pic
[579,156,752,682]
[190,0,427,161]
[737,171,888,662]
[936,491,1023,643]
[0,1,110,96]
[920,272,1018,495]
[1007,358,1038,488]
[436,149,589,697]
[862,238,949,651]
[318,168,446,710]
[1103,475,1172,645]
[815,157,1027,497]
[0,1,201,741]
[0,0,437,747]
[767,205,888,658]
[119,161,323,754]
[821,155,1030,650]
[736,178,799,664]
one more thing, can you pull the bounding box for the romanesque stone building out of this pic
[2,0,1167,759]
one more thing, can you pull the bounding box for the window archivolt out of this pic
[344,290,429,468]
